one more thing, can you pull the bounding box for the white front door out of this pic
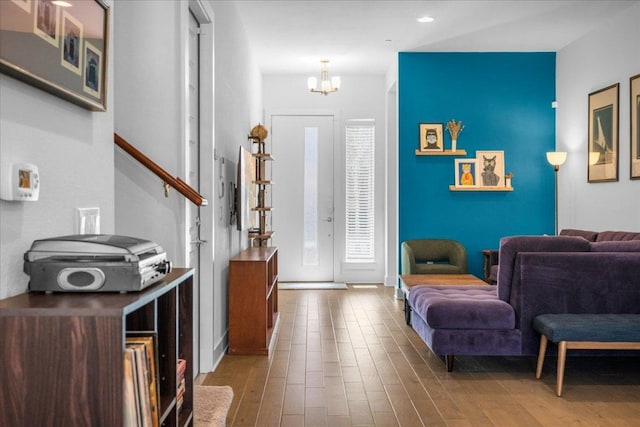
[271,115,335,282]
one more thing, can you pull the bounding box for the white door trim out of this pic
[186,0,216,373]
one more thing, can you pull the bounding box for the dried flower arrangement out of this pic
[446,119,464,140]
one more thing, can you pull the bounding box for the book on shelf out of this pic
[123,348,139,427]
[177,359,187,412]
[123,332,160,427]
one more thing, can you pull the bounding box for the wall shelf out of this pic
[415,149,467,156]
[449,185,514,192]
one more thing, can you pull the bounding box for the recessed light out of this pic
[417,16,435,23]
[52,1,72,6]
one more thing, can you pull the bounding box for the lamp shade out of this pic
[546,151,567,167]
[307,77,317,91]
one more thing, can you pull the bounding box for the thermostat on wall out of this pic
[0,162,40,201]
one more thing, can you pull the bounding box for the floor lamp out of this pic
[546,151,567,235]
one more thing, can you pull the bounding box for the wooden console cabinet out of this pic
[229,247,278,355]
[0,268,194,427]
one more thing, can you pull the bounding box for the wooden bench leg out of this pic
[536,335,548,379]
[556,341,568,397]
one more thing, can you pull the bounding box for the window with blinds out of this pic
[345,119,375,262]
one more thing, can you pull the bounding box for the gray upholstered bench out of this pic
[533,314,640,396]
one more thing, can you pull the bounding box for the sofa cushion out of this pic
[595,231,640,242]
[409,285,515,330]
[497,236,591,302]
[590,240,640,252]
[559,229,598,241]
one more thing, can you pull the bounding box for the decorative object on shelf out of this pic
[454,158,477,187]
[476,150,505,187]
[630,74,640,179]
[0,0,110,111]
[547,151,567,235]
[505,172,514,188]
[446,119,464,152]
[307,59,340,95]
[418,123,444,152]
[588,83,619,182]
[251,123,268,141]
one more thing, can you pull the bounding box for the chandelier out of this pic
[307,60,341,95]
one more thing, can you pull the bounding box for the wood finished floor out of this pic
[202,285,640,426]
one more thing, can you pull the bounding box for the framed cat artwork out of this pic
[454,159,478,187]
[476,150,505,187]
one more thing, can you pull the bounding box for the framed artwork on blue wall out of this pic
[588,83,619,183]
[454,159,477,187]
[476,150,505,187]
[419,123,444,152]
[631,74,640,180]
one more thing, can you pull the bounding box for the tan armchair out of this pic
[401,239,467,275]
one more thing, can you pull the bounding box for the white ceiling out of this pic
[232,0,639,75]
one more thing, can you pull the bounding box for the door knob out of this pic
[323,217,333,222]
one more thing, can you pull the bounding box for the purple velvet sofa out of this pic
[408,232,640,371]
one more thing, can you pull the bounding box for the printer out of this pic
[24,234,172,292]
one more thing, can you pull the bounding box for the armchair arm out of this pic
[448,242,467,273]
[401,242,417,274]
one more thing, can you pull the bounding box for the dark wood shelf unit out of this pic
[0,268,194,427]
[229,247,279,355]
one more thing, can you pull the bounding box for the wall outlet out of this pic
[77,207,100,234]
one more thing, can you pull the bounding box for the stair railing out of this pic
[114,133,208,207]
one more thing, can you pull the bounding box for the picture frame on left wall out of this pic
[0,0,110,111]
[631,74,640,180]
[588,83,619,183]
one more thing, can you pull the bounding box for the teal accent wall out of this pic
[399,52,556,278]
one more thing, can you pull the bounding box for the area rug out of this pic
[278,282,348,290]
[193,385,234,427]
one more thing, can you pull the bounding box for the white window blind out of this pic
[345,119,375,262]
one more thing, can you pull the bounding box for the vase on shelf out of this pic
[451,139,457,152]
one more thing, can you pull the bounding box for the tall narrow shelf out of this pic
[249,134,274,247]
[229,247,279,355]
[0,268,194,427]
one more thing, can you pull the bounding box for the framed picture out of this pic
[476,150,505,187]
[419,123,444,152]
[631,74,640,179]
[60,10,83,76]
[0,0,109,111]
[588,83,619,182]
[454,159,477,187]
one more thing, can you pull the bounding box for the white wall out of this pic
[0,5,115,299]
[556,3,640,232]
[263,74,386,283]
[209,0,263,368]
[114,1,186,264]
[113,1,262,373]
